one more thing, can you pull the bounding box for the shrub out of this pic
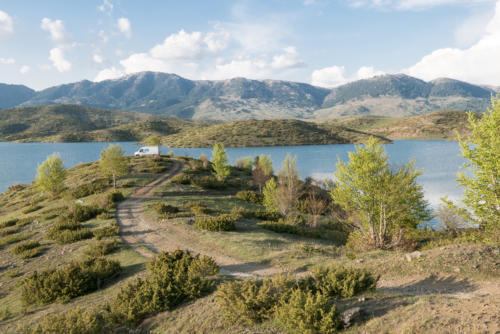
[257,220,301,234]
[192,175,226,190]
[253,210,283,221]
[180,201,209,215]
[22,307,114,334]
[0,232,33,248]
[0,218,18,229]
[311,266,378,298]
[21,257,121,305]
[110,250,218,327]
[171,173,192,185]
[216,275,298,325]
[194,214,236,231]
[0,226,20,237]
[151,202,180,216]
[22,205,43,214]
[71,179,109,198]
[11,241,45,259]
[83,239,119,257]
[275,289,340,334]
[236,190,263,204]
[107,190,124,203]
[93,222,119,240]
[67,204,101,223]
[46,220,93,244]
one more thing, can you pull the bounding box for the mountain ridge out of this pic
[1,72,496,120]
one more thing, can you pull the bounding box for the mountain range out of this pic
[1,72,497,120]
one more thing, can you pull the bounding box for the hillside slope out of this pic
[0,84,36,109]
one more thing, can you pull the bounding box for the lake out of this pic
[0,140,464,211]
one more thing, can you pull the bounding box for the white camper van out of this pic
[134,146,160,157]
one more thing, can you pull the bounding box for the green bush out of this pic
[22,205,43,214]
[171,173,192,185]
[22,307,114,334]
[67,204,101,223]
[11,241,45,259]
[236,190,263,204]
[71,179,109,198]
[83,239,119,257]
[0,218,18,229]
[192,175,226,190]
[46,220,93,244]
[275,289,340,334]
[21,257,121,305]
[311,266,378,298]
[0,226,20,237]
[106,190,124,203]
[0,232,33,248]
[194,214,236,231]
[254,210,283,221]
[93,222,119,240]
[257,220,301,234]
[180,201,210,215]
[216,275,298,325]
[110,250,218,327]
[151,202,180,216]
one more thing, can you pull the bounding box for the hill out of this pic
[161,119,388,147]
[0,104,155,142]
[0,84,35,109]
[5,72,495,120]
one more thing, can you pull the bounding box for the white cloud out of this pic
[98,0,113,13]
[311,65,385,87]
[41,18,69,44]
[349,0,493,10]
[117,18,131,38]
[150,30,205,60]
[19,65,30,74]
[93,54,104,64]
[0,10,13,37]
[0,57,15,65]
[94,66,123,81]
[207,58,270,79]
[204,30,230,53]
[271,47,306,70]
[49,47,71,72]
[405,0,500,85]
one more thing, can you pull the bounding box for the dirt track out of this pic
[116,160,278,277]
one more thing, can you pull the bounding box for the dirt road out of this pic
[116,160,278,277]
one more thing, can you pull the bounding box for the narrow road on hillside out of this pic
[116,159,278,277]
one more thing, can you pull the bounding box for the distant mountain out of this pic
[5,72,496,119]
[0,83,35,109]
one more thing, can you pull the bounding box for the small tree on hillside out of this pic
[252,155,273,193]
[36,153,66,195]
[200,154,209,169]
[100,144,129,189]
[211,143,230,182]
[276,154,302,217]
[263,177,279,213]
[330,137,431,249]
[145,136,162,156]
[307,186,328,228]
[444,97,500,232]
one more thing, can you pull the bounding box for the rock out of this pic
[405,251,422,262]
[341,307,365,328]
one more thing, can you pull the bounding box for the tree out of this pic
[263,177,279,213]
[450,97,500,231]
[199,154,209,169]
[235,157,253,170]
[276,154,302,217]
[252,155,273,193]
[306,186,328,228]
[330,137,431,249]
[36,153,66,195]
[211,143,230,182]
[145,136,162,156]
[99,144,129,189]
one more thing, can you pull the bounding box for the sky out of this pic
[0,0,499,90]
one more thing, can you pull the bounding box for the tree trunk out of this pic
[113,173,116,189]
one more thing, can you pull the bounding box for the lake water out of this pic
[0,141,464,211]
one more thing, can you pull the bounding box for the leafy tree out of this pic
[211,143,230,182]
[447,98,500,231]
[145,136,162,155]
[276,154,302,217]
[263,178,279,213]
[99,144,129,189]
[330,137,431,249]
[35,153,66,195]
[236,156,253,170]
[253,155,273,193]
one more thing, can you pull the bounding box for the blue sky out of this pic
[0,0,499,90]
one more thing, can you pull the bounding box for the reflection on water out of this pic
[0,141,464,214]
